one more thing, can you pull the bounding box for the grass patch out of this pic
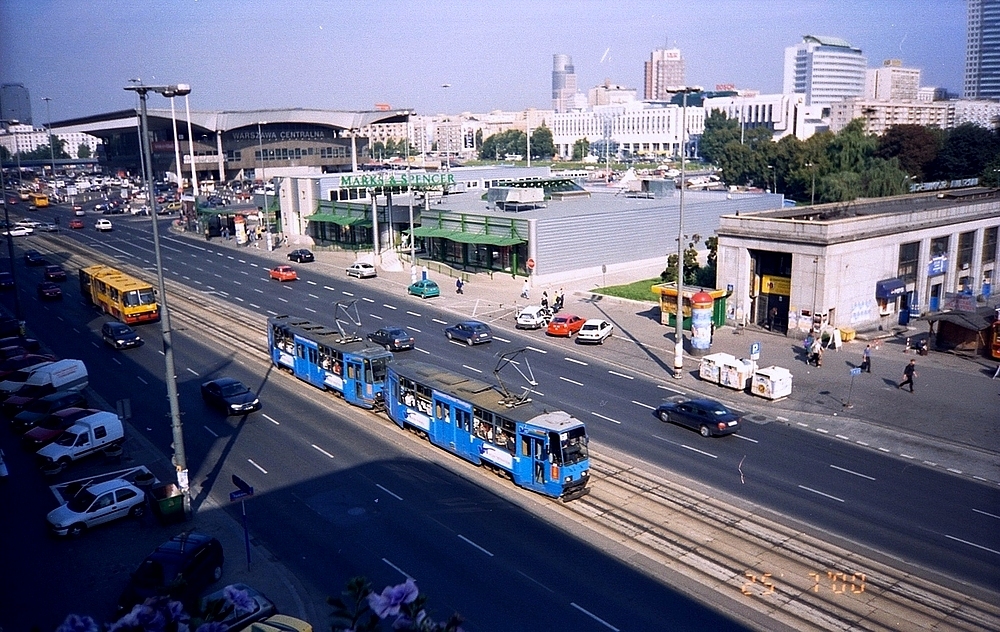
[592,278,662,302]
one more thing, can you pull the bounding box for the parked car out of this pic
[0,272,14,290]
[0,354,56,380]
[515,305,552,329]
[118,531,225,611]
[655,398,742,437]
[37,281,62,300]
[346,262,377,278]
[95,218,113,232]
[9,390,88,434]
[407,279,440,299]
[101,321,142,349]
[2,226,33,236]
[24,249,47,266]
[0,336,40,353]
[201,377,261,415]
[21,407,103,451]
[43,265,67,282]
[47,477,146,536]
[576,319,614,344]
[68,218,84,229]
[287,248,314,263]
[445,321,493,345]
[199,584,276,631]
[37,222,60,232]
[546,314,585,337]
[268,265,297,282]
[367,326,414,351]
[15,220,41,229]
[74,207,86,216]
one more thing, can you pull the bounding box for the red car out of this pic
[268,265,297,282]
[69,218,84,229]
[546,314,585,337]
[44,265,67,282]
[22,408,103,451]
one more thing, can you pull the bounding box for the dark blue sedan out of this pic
[444,321,492,346]
[655,398,742,437]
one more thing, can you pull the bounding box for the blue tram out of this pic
[267,315,392,409]
[385,359,590,500]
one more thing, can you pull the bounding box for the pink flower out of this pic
[366,579,419,619]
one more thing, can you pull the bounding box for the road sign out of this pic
[527,258,535,270]
[229,489,253,502]
[850,367,862,376]
[750,341,761,360]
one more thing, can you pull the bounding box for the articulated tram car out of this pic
[267,315,392,409]
[386,359,590,501]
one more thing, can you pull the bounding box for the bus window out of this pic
[369,357,388,383]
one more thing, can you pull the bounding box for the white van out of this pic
[0,361,54,396]
[6,359,87,399]
[36,411,123,469]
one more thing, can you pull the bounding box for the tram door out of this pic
[344,358,365,405]
[525,436,547,486]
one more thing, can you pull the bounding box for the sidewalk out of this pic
[191,232,1000,486]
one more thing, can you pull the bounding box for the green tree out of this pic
[826,119,876,172]
[931,122,999,180]
[660,234,702,284]
[77,143,91,159]
[981,154,1000,186]
[572,138,590,161]
[875,124,943,181]
[479,129,527,161]
[530,125,554,159]
[699,110,740,165]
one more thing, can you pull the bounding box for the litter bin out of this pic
[150,483,186,524]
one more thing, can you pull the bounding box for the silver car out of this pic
[47,478,146,536]
[346,262,377,278]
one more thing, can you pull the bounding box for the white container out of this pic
[699,352,736,384]
[752,366,793,400]
[719,357,755,390]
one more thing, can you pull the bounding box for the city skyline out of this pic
[0,0,966,122]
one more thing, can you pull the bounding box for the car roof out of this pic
[85,478,137,495]
[458,320,487,327]
[153,531,217,556]
[583,318,607,324]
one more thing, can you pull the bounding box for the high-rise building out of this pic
[644,48,685,100]
[964,0,1000,99]
[783,36,867,107]
[0,83,32,126]
[552,54,578,113]
[866,59,921,101]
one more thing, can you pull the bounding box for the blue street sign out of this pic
[230,488,253,502]
[850,367,862,376]
[750,342,761,356]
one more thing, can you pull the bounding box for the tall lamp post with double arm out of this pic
[123,81,192,519]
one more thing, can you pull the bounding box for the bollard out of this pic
[904,337,910,353]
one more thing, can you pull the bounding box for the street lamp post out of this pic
[668,86,701,379]
[123,81,192,519]
[163,88,185,197]
[257,121,268,236]
[183,92,199,196]
[42,97,56,178]
[806,162,816,205]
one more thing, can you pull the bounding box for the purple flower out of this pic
[223,584,256,613]
[367,579,419,619]
[56,614,100,632]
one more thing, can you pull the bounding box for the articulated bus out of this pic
[79,265,160,325]
[386,359,590,500]
[28,193,49,208]
[267,315,392,409]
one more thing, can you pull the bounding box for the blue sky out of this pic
[1,0,965,122]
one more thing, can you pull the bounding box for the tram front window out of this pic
[551,427,588,465]
[368,357,388,383]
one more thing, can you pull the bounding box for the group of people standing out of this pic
[807,337,921,393]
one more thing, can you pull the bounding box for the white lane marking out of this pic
[570,603,620,631]
[408,326,421,333]
[559,376,583,386]
[462,365,483,374]
[458,534,494,557]
[278,297,288,303]
[797,422,809,427]
[432,318,447,324]
[493,336,510,343]
[341,291,354,296]
[262,414,280,425]
[830,464,875,481]
[304,307,316,313]
[203,426,219,437]
[137,376,148,385]
[362,297,375,303]
[382,558,413,580]
[901,454,914,459]
[249,303,261,309]
[835,434,850,440]
[250,263,259,267]
[234,297,245,303]
[680,444,717,459]
[370,314,383,320]
[526,345,547,354]
[311,444,335,459]
[816,428,829,434]
[406,311,421,317]
[565,357,588,366]
[734,434,758,443]
[591,411,621,425]
[111,356,122,365]
[383,304,397,310]
[923,461,938,467]
[945,535,1000,556]
[376,484,403,501]
[254,288,263,294]
[416,347,430,355]
[947,468,963,474]
[308,293,320,299]
[856,441,869,446]
[307,280,317,286]
[248,459,268,474]
[798,485,844,503]
[973,508,1000,520]
[323,285,336,291]
[186,368,199,376]
[776,416,789,422]
[631,400,654,410]
[608,370,634,380]
[657,384,682,394]
[447,339,467,347]
[878,447,890,452]
[517,570,554,593]
[527,388,546,396]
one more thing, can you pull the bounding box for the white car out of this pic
[576,318,614,344]
[515,305,552,329]
[346,262,377,278]
[14,220,41,229]
[47,478,146,536]
[1,226,33,237]
[95,219,113,232]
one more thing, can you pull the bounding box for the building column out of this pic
[216,132,225,183]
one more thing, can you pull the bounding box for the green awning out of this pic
[307,213,371,227]
[408,227,524,246]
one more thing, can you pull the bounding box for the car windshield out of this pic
[6,369,35,383]
[131,559,178,588]
[55,430,81,447]
[123,289,156,307]
[220,382,249,397]
[23,398,53,413]
[40,415,76,429]
[66,489,97,513]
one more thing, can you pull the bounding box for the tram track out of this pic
[35,233,1000,632]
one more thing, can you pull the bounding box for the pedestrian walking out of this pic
[521,279,530,299]
[808,337,823,367]
[554,288,564,311]
[898,359,917,392]
[860,344,872,373]
[768,307,778,331]
[541,291,549,310]
[455,278,464,294]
